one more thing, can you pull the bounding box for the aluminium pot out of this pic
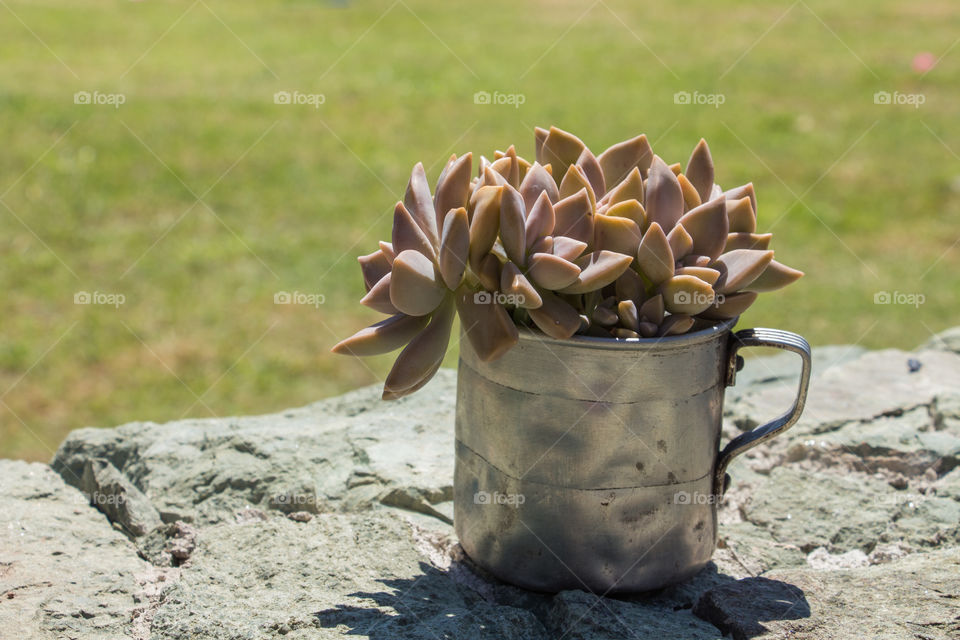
[454,318,811,593]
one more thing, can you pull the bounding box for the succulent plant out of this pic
[333,127,803,399]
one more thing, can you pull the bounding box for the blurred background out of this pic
[1,0,957,460]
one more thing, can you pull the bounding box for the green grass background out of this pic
[1,0,957,460]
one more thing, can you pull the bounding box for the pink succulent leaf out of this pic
[332,313,430,357]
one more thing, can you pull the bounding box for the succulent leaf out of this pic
[635,222,675,286]
[658,314,695,336]
[482,165,508,187]
[559,164,597,211]
[529,235,554,255]
[538,126,586,183]
[456,287,519,361]
[723,183,757,217]
[605,198,646,228]
[597,134,653,186]
[403,162,439,248]
[382,296,455,400]
[434,153,473,226]
[576,147,606,199]
[677,196,729,260]
[726,197,756,233]
[519,162,560,212]
[713,249,775,294]
[617,299,640,332]
[468,185,503,270]
[359,249,392,292]
[559,250,634,294]
[552,236,588,262]
[604,167,644,207]
[594,214,642,256]
[477,253,502,292]
[666,223,694,261]
[499,185,527,266]
[534,127,548,164]
[490,146,520,187]
[660,275,715,315]
[500,261,543,309]
[637,321,658,338]
[525,191,556,249]
[332,313,430,356]
[438,207,470,289]
[378,241,396,263]
[676,266,720,285]
[685,139,715,203]
[526,252,581,289]
[745,260,804,292]
[361,272,399,315]
[638,294,665,325]
[614,268,645,305]
[528,290,581,339]
[592,304,619,327]
[677,174,702,212]
[389,250,447,316]
[724,232,772,252]
[552,188,594,245]
[645,156,684,232]
[393,202,437,263]
[699,290,758,320]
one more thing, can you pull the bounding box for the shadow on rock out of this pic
[692,576,810,640]
[313,561,549,639]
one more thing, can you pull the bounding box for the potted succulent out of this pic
[333,127,811,593]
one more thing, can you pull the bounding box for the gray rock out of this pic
[726,348,960,437]
[919,325,960,355]
[52,372,458,525]
[149,513,549,640]
[695,547,960,639]
[80,457,162,536]
[546,589,722,639]
[744,467,960,553]
[0,460,162,639]
[693,576,809,640]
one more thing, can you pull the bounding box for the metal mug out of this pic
[454,318,811,593]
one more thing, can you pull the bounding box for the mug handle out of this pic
[714,328,812,497]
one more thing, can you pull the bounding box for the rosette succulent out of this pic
[333,127,803,399]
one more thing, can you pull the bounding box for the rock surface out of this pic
[0,327,957,638]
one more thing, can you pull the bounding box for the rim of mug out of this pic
[515,317,739,350]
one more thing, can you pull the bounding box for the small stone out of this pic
[287,511,313,523]
[907,357,922,373]
[888,474,909,490]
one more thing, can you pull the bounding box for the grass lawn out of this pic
[1,0,958,460]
